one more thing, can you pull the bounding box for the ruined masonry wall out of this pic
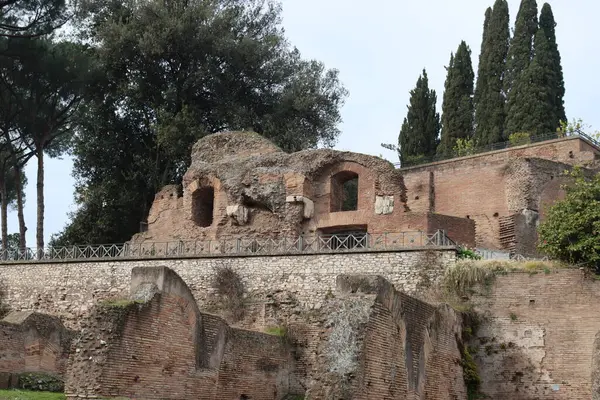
[0,250,456,330]
[473,269,600,400]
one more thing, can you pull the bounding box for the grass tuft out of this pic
[0,390,65,400]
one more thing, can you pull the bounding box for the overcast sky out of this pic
[9,0,600,246]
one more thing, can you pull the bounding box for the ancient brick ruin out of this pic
[132,131,476,248]
[133,131,600,256]
[0,311,74,389]
[63,266,466,399]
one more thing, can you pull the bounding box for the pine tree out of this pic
[504,0,538,100]
[474,7,492,110]
[474,0,510,145]
[439,41,474,156]
[398,69,440,166]
[504,29,556,136]
[539,3,566,125]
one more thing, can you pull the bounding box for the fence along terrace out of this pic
[0,230,456,262]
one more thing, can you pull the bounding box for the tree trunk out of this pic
[13,165,26,249]
[36,147,44,253]
[0,176,7,254]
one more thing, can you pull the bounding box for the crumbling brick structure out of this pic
[299,275,467,399]
[132,131,475,247]
[400,136,600,255]
[0,311,74,385]
[133,132,599,256]
[65,266,300,400]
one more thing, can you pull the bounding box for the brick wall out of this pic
[473,269,600,399]
[0,250,456,331]
[66,267,297,400]
[303,275,467,399]
[402,138,595,253]
[0,312,73,377]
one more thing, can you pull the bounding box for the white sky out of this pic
[9,0,600,246]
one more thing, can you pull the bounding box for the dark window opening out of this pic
[192,187,215,227]
[331,171,359,212]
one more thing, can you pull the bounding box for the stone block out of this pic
[374,195,394,215]
[286,195,314,219]
[226,204,249,225]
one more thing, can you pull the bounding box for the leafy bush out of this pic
[508,132,531,146]
[453,138,477,157]
[538,168,600,270]
[458,248,482,260]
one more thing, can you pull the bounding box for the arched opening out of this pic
[192,186,215,227]
[330,171,359,212]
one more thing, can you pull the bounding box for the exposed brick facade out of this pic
[0,312,73,378]
[472,269,600,399]
[132,131,475,247]
[134,132,598,256]
[402,136,600,254]
[66,267,298,399]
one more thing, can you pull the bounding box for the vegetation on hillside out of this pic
[538,168,600,270]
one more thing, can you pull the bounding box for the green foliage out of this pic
[0,0,68,39]
[0,390,65,400]
[505,28,561,136]
[398,69,440,166]
[509,312,518,321]
[538,168,600,269]
[438,41,475,157]
[99,299,143,308]
[539,3,566,126]
[461,345,482,400]
[556,118,597,138]
[264,325,287,337]
[504,0,538,100]
[474,0,510,145]
[443,260,497,298]
[16,373,63,393]
[458,248,483,260]
[453,138,477,157]
[54,0,348,245]
[508,132,531,146]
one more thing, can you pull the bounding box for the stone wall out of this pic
[0,249,456,330]
[473,269,600,399]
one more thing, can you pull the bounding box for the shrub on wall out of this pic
[508,132,531,146]
[453,138,477,157]
[538,167,600,271]
[212,266,245,321]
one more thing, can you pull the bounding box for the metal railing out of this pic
[394,131,600,169]
[0,230,456,263]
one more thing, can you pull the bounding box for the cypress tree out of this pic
[398,69,440,166]
[474,0,510,145]
[474,7,492,110]
[439,41,475,156]
[539,3,566,125]
[504,0,538,100]
[504,29,556,136]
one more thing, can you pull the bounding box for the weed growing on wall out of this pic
[212,266,245,322]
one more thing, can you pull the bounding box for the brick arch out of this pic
[184,176,224,229]
[313,161,373,214]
